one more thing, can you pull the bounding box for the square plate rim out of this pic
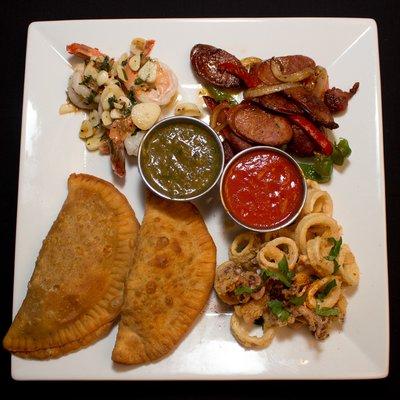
[12,17,389,380]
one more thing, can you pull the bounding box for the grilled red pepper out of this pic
[289,114,333,155]
[218,61,260,88]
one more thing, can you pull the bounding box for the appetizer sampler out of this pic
[3,174,139,359]
[215,180,360,348]
[4,38,361,364]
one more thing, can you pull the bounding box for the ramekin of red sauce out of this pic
[220,146,307,232]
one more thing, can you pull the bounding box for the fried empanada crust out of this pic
[112,191,216,365]
[3,174,139,359]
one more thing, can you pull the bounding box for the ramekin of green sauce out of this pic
[138,116,225,201]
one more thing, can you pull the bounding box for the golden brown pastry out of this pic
[112,191,216,365]
[3,173,139,359]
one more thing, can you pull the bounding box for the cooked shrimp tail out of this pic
[66,43,104,59]
[143,39,155,57]
[109,140,126,178]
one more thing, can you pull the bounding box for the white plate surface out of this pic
[12,18,388,380]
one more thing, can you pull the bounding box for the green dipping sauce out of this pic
[140,121,223,199]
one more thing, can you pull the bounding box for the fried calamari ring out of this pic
[306,179,320,190]
[301,188,333,217]
[229,232,259,263]
[306,236,337,277]
[337,244,360,286]
[230,311,275,349]
[294,213,340,254]
[306,276,342,309]
[257,237,298,270]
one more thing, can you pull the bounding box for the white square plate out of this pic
[12,18,388,380]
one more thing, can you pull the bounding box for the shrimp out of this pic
[135,61,178,106]
[66,43,109,110]
[66,43,104,59]
[123,64,138,91]
[67,63,97,110]
[107,117,134,177]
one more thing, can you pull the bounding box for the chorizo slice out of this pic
[324,82,359,114]
[284,86,338,129]
[254,93,303,114]
[227,102,293,146]
[251,55,316,85]
[190,44,241,88]
[286,124,316,157]
[221,128,252,153]
[202,96,252,153]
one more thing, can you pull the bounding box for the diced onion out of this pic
[240,56,262,70]
[96,70,109,86]
[128,53,141,71]
[59,103,78,114]
[271,58,315,83]
[89,110,100,127]
[243,82,301,99]
[79,120,94,138]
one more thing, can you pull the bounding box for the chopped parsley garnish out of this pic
[260,255,294,288]
[290,294,306,306]
[99,56,112,72]
[134,77,144,85]
[316,279,337,300]
[127,90,137,105]
[268,300,291,322]
[123,105,132,117]
[107,95,117,110]
[325,237,342,273]
[234,286,253,296]
[80,75,94,87]
[315,305,339,317]
[84,92,96,105]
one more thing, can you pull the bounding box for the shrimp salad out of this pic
[61,39,178,177]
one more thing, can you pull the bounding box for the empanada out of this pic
[3,173,139,359]
[112,191,215,365]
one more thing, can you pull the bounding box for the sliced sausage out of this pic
[286,124,316,157]
[284,86,338,129]
[324,82,359,114]
[190,44,241,88]
[227,102,293,146]
[251,55,316,85]
[254,93,303,114]
[221,127,252,152]
[202,96,252,153]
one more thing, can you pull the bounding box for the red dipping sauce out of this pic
[221,147,305,230]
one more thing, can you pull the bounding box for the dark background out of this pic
[1,0,399,395]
